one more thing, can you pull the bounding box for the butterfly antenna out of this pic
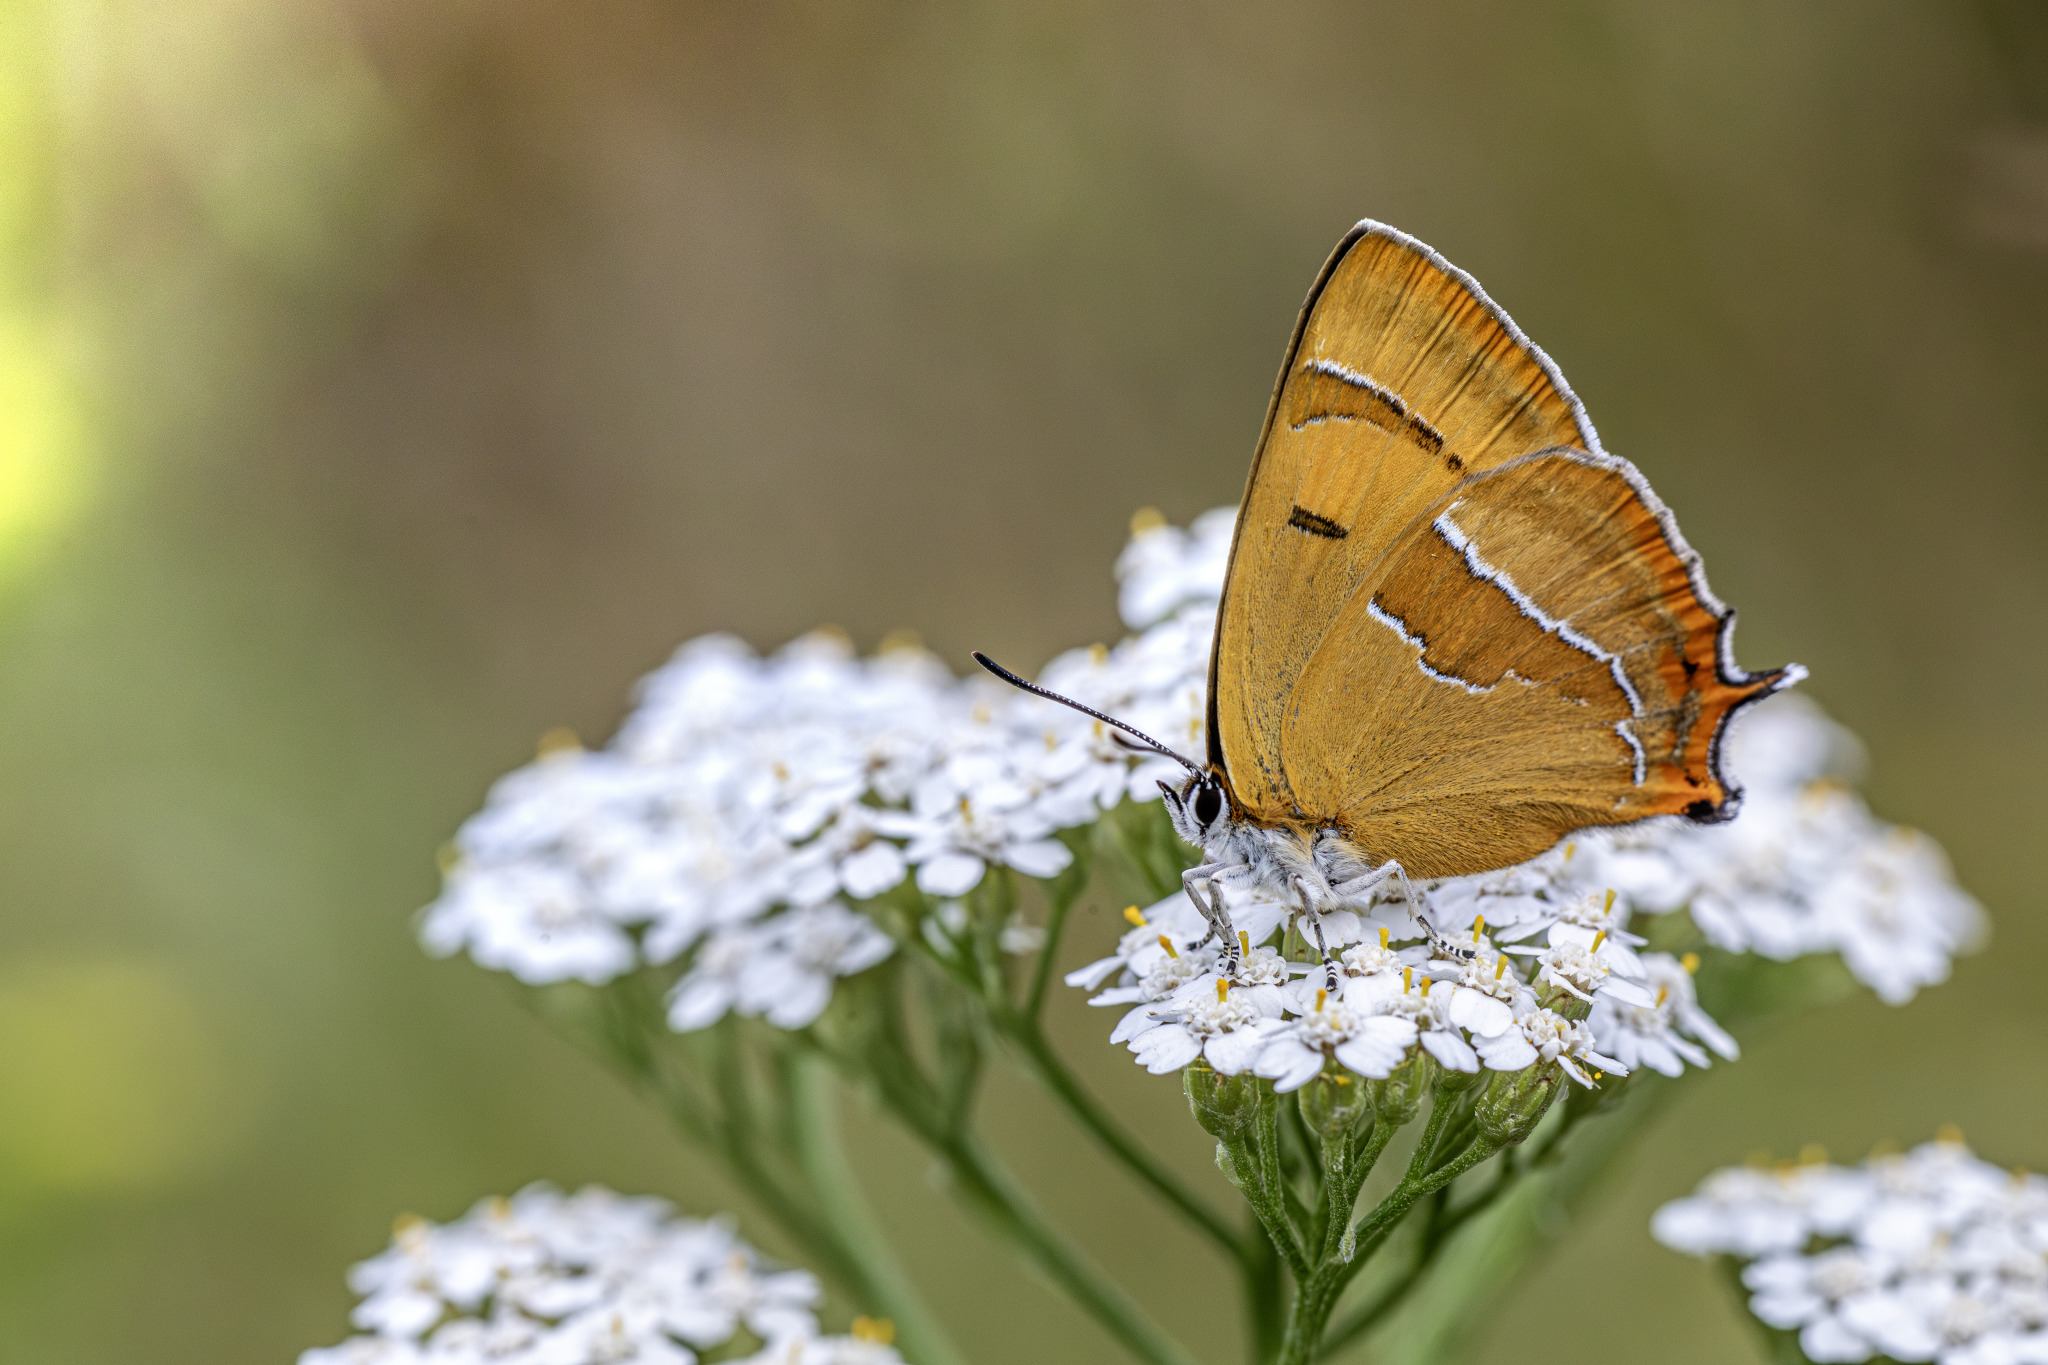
[971,651,1203,777]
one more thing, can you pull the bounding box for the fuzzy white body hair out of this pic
[1200,821,1323,902]
[1159,774,1436,982]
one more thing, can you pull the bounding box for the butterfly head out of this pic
[1160,769,1234,847]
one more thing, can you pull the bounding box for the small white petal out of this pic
[1205,1019,1283,1075]
[917,852,987,896]
[1800,1317,1875,1364]
[1447,986,1514,1037]
[1065,956,1124,991]
[1598,977,1660,1009]
[1255,1039,1325,1092]
[1358,1015,1419,1049]
[1751,1288,1827,1329]
[1003,838,1074,879]
[1087,985,1145,1007]
[1635,1034,1686,1078]
[764,973,834,1029]
[840,842,907,899]
[667,979,737,1032]
[1421,1029,1480,1073]
[1233,901,1290,946]
[351,1290,444,1338]
[1475,1030,1538,1072]
[1333,1035,1403,1079]
[1132,1025,1203,1074]
[1110,1004,1164,1045]
[1690,1010,1741,1061]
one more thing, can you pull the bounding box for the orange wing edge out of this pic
[1577,446,1807,826]
[1204,219,1608,774]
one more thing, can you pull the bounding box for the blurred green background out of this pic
[1,2,2044,1362]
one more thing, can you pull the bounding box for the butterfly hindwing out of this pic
[1210,222,1599,819]
[1280,449,1793,877]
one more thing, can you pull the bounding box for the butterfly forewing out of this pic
[1211,223,1600,818]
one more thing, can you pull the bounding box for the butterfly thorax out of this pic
[1306,828,1384,887]
[1209,819,1319,892]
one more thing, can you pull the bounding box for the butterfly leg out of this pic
[1327,862,1398,903]
[1382,862,1474,963]
[1329,860,1474,962]
[1291,877,1340,995]
[1179,863,1241,973]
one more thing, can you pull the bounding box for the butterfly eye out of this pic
[1193,784,1223,827]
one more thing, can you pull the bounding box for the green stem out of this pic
[1351,1075,1671,1365]
[1025,883,1077,1019]
[1317,1154,1513,1356]
[1318,1117,1397,1264]
[1237,1086,1311,1279]
[1276,1130,1501,1365]
[1000,1015,1243,1256]
[786,1051,970,1365]
[582,1016,866,1298]
[1241,1211,1285,1365]
[942,1129,1204,1365]
[822,984,1201,1365]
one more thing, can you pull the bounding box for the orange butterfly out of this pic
[978,221,1801,982]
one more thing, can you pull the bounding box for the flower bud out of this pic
[1185,1063,1264,1142]
[1536,987,1591,1022]
[1296,1068,1373,1154]
[1368,1054,1432,1132]
[1434,1060,1486,1096]
[1476,1064,1563,1149]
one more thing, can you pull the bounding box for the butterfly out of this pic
[977,220,1801,983]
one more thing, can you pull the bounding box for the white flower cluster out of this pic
[415,509,1224,1028]
[300,1185,907,1365]
[420,503,1979,1046]
[1084,883,1654,1091]
[1655,1137,2048,1365]
[1571,699,1985,1005]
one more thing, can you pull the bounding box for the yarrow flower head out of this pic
[668,901,893,1032]
[1113,973,1290,1076]
[300,1185,905,1365]
[1253,986,1420,1090]
[1655,1134,2048,1364]
[1587,950,1739,1077]
[1472,1007,1624,1087]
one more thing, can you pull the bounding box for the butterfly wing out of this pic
[1209,222,1797,874]
[1209,221,1601,818]
[1282,448,1798,877]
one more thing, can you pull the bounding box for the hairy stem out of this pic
[1241,1212,1285,1365]
[1317,1152,1514,1356]
[1274,1119,1502,1365]
[1234,1084,1311,1279]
